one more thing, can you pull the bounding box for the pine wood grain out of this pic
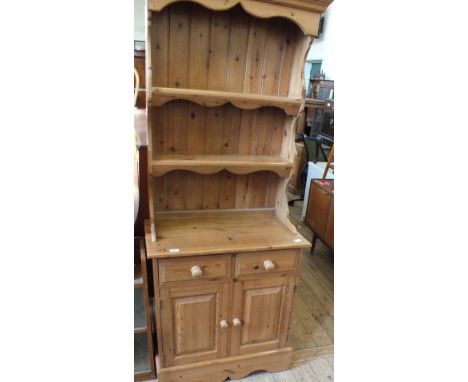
[151,155,293,177]
[145,211,309,258]
[151,87,303,115]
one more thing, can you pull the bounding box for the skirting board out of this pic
[156,348,292,382]
[291,345,334,366]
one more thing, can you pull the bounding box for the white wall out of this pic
[306,1,335,82]
[134,0,145,41]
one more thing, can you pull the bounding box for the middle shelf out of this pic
[151,155,293,177]
[151,87,303,116]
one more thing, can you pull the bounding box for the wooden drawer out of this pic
[234,250,297,278]
[158,254,230,285]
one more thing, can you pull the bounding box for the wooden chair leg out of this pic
[311,233,318,254]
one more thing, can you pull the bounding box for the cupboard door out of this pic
[159,282,230,367]
[230,275,295,355]
[325,198,334,248]
[305,182,332,238]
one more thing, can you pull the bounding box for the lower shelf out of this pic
[145,209,310,258]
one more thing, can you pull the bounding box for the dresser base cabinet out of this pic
[147,224,304,381]
[156,347,292,382]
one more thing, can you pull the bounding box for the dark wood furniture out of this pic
[134,238,156,380]
[134,109,149,237]
[305,179,334,254]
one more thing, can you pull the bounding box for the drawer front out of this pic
[234,250,298,278]
[158,254,230,285]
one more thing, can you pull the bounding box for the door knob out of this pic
[232,318,242,327]
[219,320,229,329]
[263,260,275,271]
[191,265,203,278]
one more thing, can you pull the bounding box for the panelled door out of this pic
[159,282,230,367]
[230,275,295,356]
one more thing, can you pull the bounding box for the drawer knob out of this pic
[232,318,242,327]
[263,260,275,271]
[191,265,203,278]
[219,320,229,329]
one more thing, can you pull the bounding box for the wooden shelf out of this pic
[151,155,293,177]
[151,87,303,116]
[145,209,310,258]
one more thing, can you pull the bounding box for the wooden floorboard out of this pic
[287,198,334,349]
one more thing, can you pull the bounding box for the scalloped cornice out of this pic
[148,0,332,36]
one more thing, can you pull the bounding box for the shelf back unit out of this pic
[146,0,332,241]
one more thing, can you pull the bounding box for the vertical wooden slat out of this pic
[238,110,257,156]
[153,175,168,212]
[188,5,211,89]
[152,9,169,87]
[250,172,268,208]
[225,7,250,92]
[167,172,186,210]
[261,19,286,96]
[289,35,313,97]
[185,172,204,210]
[207,12,230,91]
[219,171,237,209]
[221,105,241,155]
[202,173,220,209]
[243,18,268,94]
[168,4,190,88]
[152,105,167,154]
[167,101,187,154]
[270,109,285,156]
[185,103,205,210]
[204,108,223,154]
[235,174,252,209]
[265,173,279,207]
[278,24,298,96]
[186,103,206,155]
[254,108,275,156]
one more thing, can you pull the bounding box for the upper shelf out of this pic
[148,0,328,36]
[151,87,303,116]
[151,155,293,177]
[145,209,310,258]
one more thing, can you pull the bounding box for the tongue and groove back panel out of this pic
[150,3,307,96]
[151,103,287,156]
[148,1,314,223]
[153,170,279,211]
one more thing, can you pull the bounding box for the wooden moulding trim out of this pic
[151,87,303,116]
[156,347,292,382]
[148,0,323,35]
[151,155,293,177]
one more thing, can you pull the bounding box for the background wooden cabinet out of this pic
[305,180,334,251]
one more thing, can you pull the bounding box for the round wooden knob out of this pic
[219,320,229,329]
[191,265,203,278]
[263,260,275,271]
[232,318,242,327]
